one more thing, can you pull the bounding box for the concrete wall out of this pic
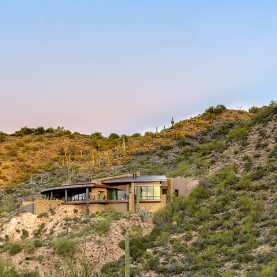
[34,199,63,215]
[21,201,34,207]
[20,203,34,213]
[171,178,199,197]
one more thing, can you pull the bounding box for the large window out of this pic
[107,189,128,200]
[135,186,160,200]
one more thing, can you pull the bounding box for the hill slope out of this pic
[0,107,250,189]
[0,103,276,276]
[100,103,277,276]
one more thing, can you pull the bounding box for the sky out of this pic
[0,1,276,135]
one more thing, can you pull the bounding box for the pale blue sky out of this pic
[0,1,276,135]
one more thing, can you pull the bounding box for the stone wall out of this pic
[90,188,107,200]
[88,203,128,213]
[34,200,63,215]
[138,194,167,213]
[128,183,135,212]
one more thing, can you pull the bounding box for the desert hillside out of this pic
[0,103,276,276]
[0,106,250,190]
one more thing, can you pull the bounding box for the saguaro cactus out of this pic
[171,117,175,127]
[122,137,126,153]
[125,232,130,277]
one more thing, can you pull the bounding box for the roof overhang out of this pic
[41,183,107,194]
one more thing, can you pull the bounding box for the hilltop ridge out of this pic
[0,106,250,189]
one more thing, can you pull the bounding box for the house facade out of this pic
[21,175,176,215]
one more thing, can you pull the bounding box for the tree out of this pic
[108,133,120,140]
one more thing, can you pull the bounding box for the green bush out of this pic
[23,239,36,254]
[228,125,249,141]
[93,219,111,235]
[53,237,78,257]
[37,212,49,218]
[0,132,7,143]
[34,238,43,248]
[21,229,29,240]
[196,140,226,156]
[205,105,226,119]
[8,241,23,255]
[155,231,170,246]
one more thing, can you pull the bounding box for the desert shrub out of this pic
[53,237,78,257]
[237,197,255,213]
[0,259,21,276]
[250,166,266,181]
[0,194,17,213]
[260,259,277,277]
[213,165,237,189]
[21,229,29,240]
[205,105,226,119]
[249,106,260,114]
[23,240,36,254]
[99,210,123,221]
[101,259,124,276]
[228,125,249,141]
[0,132,7,142]
[235,176,257,191]
[108,133,120,140]
[33,127,46,135]
[172,239,187,253]
[153,196,187,227]
[143,252,160,271]
[243,155,253,171]
[33,222,46,238]
[155,231,170,246]
[138,209,150,221]
[167,161,192,177]
[34,238,43,248]
[160,144,173,151]
[181,146,191,158]
[251,101,277,125]
[93,219,111,234]
[49,208,56,215]
[37,212,49,218]
[131,132,141,138]
[8,241,23,255]
[14,127,34,137]
[196,140,226,157]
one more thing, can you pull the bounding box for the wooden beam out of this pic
[65,189,68,203]
[86,187,89,215]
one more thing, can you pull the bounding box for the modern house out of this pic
[21,174,197,215]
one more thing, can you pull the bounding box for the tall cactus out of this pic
[122,137,126,153]
[171,117,175,127]
[125,232,130,277]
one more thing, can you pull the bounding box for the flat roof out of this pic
[41,183,104,194]
[41,175,168,194]
[102,175,167,184]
